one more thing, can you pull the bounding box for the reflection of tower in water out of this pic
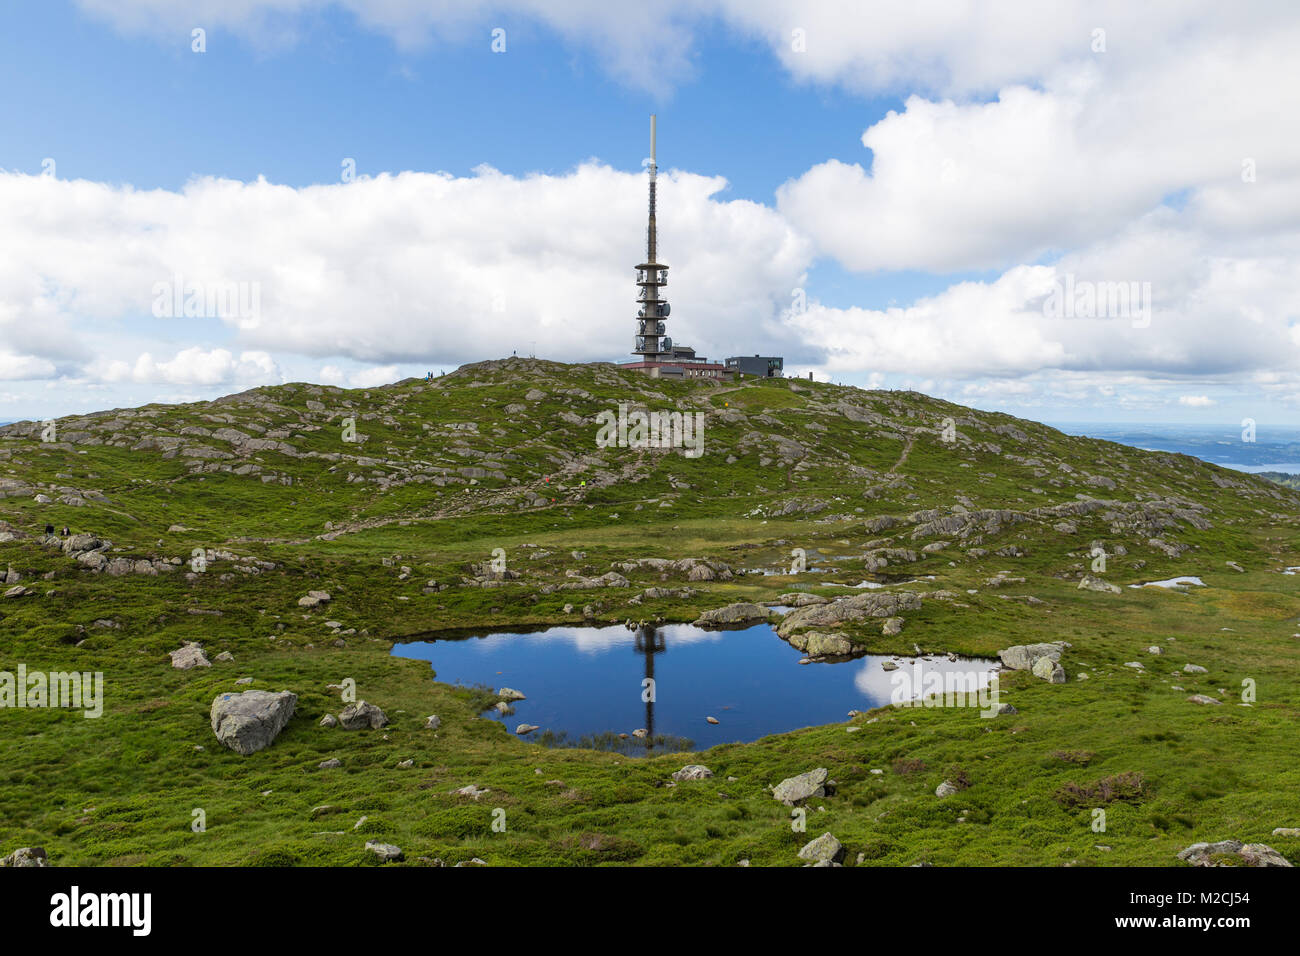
[634,624,666,748]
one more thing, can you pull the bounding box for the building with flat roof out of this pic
[725,355,784,378]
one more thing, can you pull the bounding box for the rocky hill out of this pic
[1,357,1298,867]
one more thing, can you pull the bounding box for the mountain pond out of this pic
[392,621,997,754]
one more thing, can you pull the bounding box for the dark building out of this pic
[725,355,784,378]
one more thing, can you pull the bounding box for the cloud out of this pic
[84,348,282,387]
[75,1,1276,99]
[1178,395,1216,407]
[0,352,57,381]
[0,166,810,375]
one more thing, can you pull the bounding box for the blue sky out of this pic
[2,1,1298,427]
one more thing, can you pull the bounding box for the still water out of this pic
[392,622,995,751]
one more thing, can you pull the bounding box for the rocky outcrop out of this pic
[784,630,856,657]
[1176,840,1291,867]
[776,591,922,638]
[210,690,297,755]
[693,602,773,627]
[776,592,829,607]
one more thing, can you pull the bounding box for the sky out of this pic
[2,0,1299,427]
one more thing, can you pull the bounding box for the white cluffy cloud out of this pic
[0,165,809,385]
[85,348,282,387]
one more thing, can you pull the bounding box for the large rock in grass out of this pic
[169,642,211,669]
[1,846,49,867]
[998,642,1067,683]
[798,832,844,865]
[1032,656,1067,683]
[1077,574,1121,594]
[671,764,713,782]
[1177,840,1292,867]
[210,690,297,755]
[694,602,773,627]
[338,700,388,730]
[773,768,828,806]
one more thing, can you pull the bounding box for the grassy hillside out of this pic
[1,357,1298,866]
[1260,471,1300,491]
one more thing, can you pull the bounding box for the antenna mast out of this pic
[647,114,657,263]
[633,114,670,361]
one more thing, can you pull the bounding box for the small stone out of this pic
[320,714,337,728]
[451,784,490,800]
[338,700,388,730]
[318,758,341,769]
[515,724,539,735]
[424,715,441,731]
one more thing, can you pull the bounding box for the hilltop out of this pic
[2,357,1299,866]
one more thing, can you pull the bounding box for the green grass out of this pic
[1,357,1299,866]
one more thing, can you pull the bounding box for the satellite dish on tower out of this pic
[662,337,672,351]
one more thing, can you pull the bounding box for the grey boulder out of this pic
[210,690,297,755]
[773,767,828,806]
[1,846,49,867]
[798,832,844,865]
[693,602,772,627]
[671,764,713,782]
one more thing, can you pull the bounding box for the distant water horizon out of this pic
[1047,421,1300,474]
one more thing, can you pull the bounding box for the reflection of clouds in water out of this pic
[853,658,996,705]
[458,623,731,656]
